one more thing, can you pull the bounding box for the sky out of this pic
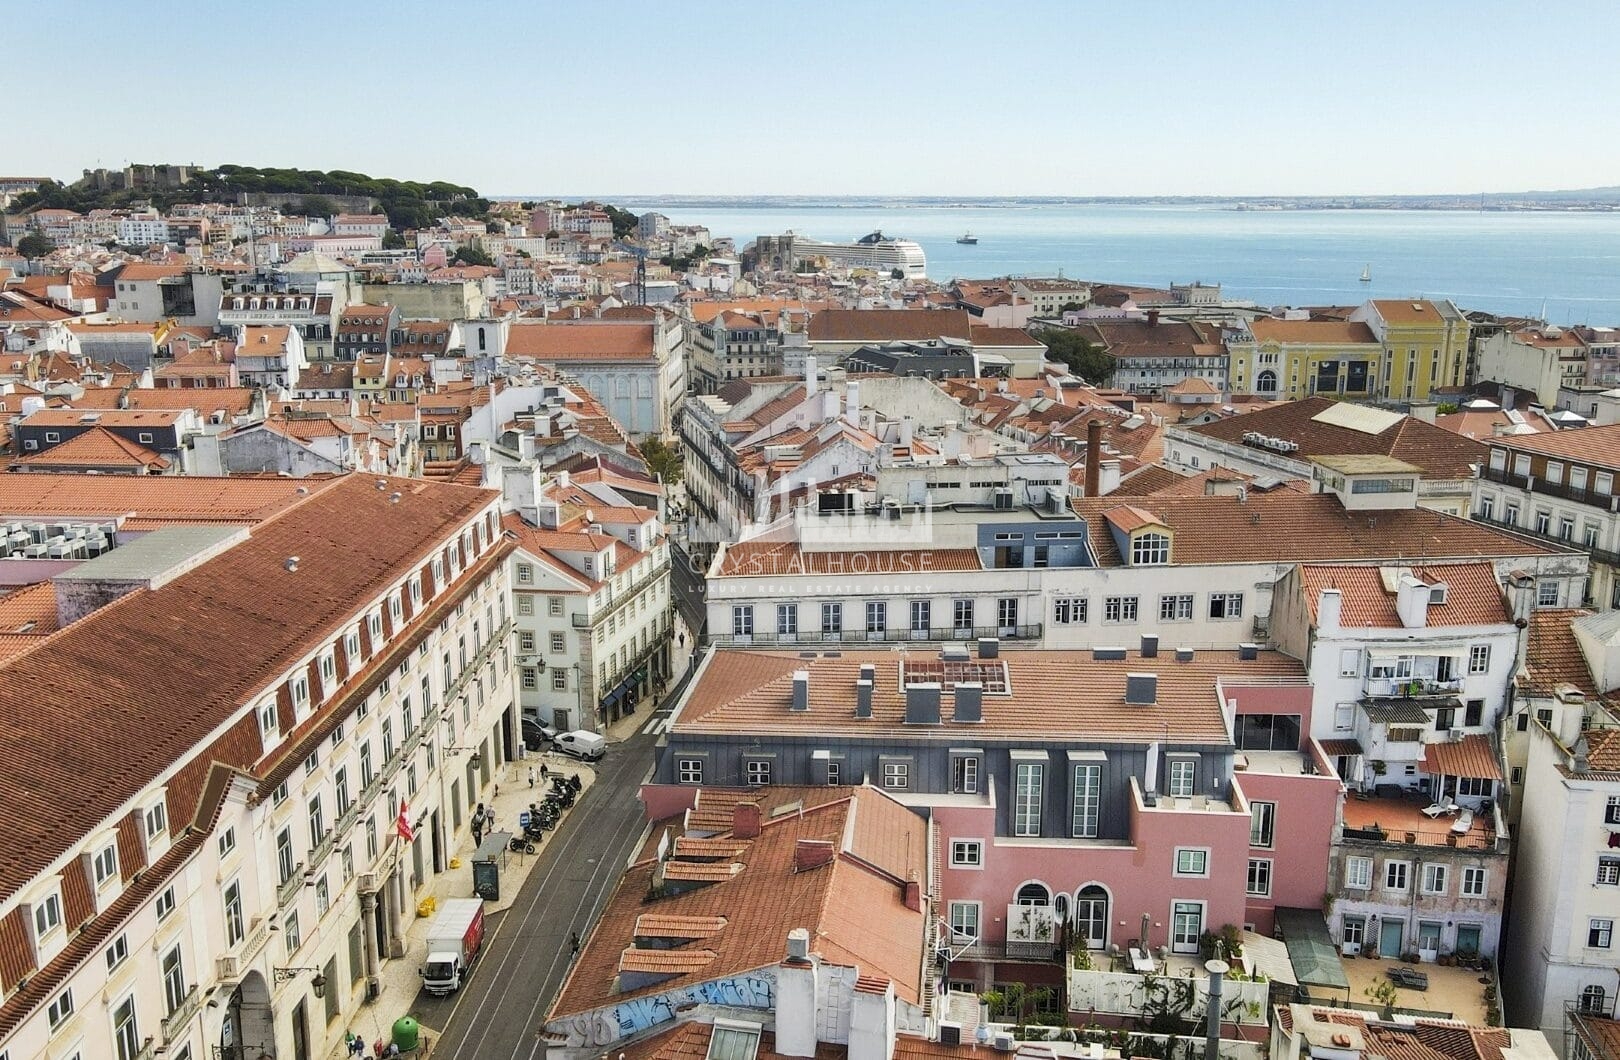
[11,1,1620,198]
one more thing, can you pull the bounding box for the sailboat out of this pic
[1359,264,1372,283]
[957,231,979,245]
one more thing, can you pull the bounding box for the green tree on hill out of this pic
[16,232,53,258]
[452,244,494,267]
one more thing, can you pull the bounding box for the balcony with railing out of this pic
[1472,507,1620,566]
[162,985,202,1044]
[712,623,1044,648]
[1364,676,1463,700]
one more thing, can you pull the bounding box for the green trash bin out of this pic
[392,1016,421,1052]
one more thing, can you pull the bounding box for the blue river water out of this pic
[617,202,1620,322]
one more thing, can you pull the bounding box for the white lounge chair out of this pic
[1450,808,1475,835]
[1421,795,1455,818]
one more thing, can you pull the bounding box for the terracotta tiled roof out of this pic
[0,474,498,903]
[1419,734,1503,781]
[10,425,170,471]
[1070,492,1560,567]
[1182,397,1486,479]
[0,473,339,526]
[619,947,718,974]
[1571,1015,1620,1060]
[716,541,982,577]
[1298,563,1509,628]
[1483,422,1620,467]
[1367,299,1455,325]
[0,583,59,636]
[676,648,1303,744]
[548,788,927,1020]
[114,262,188,282]
[807,309,972,344]
[634,914,729,939]
[506,322,656,360]
[1584,728,1620,773]
[1247,319,1379,345]
[1521,609,1600,697]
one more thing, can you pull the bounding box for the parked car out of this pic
[555,730,606,761]
[521,718,558,751]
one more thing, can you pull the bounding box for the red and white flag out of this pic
[396,799,416,843]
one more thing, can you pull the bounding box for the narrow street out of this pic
[423,712,667,1059]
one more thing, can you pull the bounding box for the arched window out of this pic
[1578,984,1607,1014]
[1074,885,1110,949]
[1015,882,1050,906]
[1257,369,1278,393]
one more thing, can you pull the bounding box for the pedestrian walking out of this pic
[540,761,550,783]
[570,930,581,956]
[528,765,536,789]
[471,802,485,846]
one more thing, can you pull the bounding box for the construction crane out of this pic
[610,240,649,305]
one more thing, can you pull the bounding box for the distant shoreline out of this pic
[496,193,1620,213]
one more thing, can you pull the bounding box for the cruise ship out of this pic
[754,230,927,278]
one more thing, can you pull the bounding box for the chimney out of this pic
[1147,309,1160,327]
[1409,402,1437,424]
[1125,672,1158,705]
[1092,646,1127,662]
[732,801,761,839]
[804,354,817,398]
[977,637,1000,659]
[844,380,860,426]
[775,929,819,1058]
[848,977,897,1060]
[1175,647,1195,663]
[855,679,874,718]
[1395,575,1430,629]
[902,877,922,911]
[1144,741,1160,798]
[898,417,913,448]
[952,682,983,723]
[791,670,810,712]
[1140,634,1159,658]
[794,839,836,872]
[1084,419,1103,496]
[1099,458,1122,496]
[904,682,941,725]
[1238,643,1259,661]
[1317,588,1343,632]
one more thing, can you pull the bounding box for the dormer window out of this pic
[1429,584,1448,606]
[368,611,384,646]
[319,650,337,691]
[292,673,311,714]
[33,891,63,942]
[1131,532,1170,566]
[144,800,168,843]
[431,558,445,589]
[92,843,119,889]
[259,699,279,741]
[345,628,362,662]
[391,591,404,623]
[410,576,423,608]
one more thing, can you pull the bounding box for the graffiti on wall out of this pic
[550,970,777,1047]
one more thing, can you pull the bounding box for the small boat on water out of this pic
[957,232,979,244]
[1359,264,1372,282]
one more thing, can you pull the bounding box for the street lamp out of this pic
[272,967,327,998]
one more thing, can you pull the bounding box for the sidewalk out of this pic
[601,621,697,745]
[329,748,597,1057]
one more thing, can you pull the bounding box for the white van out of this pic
[555,730,606,761]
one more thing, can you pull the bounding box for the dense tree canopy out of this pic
[1033,328,1115,384]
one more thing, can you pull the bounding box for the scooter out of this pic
[508,834,536,854]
